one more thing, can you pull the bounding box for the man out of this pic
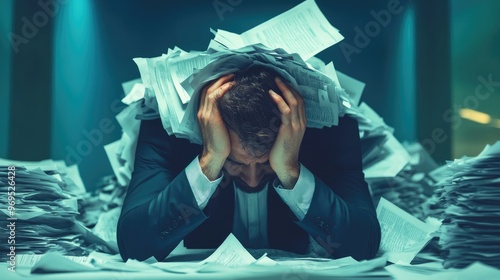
[117,65,381,262]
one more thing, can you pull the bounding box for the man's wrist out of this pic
[275,164,300,189]
[199,152,226,181]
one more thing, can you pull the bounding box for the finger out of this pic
[211,81,234,100]
[288,84,303,103]
[274,77,296,105]
[207,73,235,94]
[299,98,306,126]
[282,82,306,126]
[199,89,207,112]
[274,77,300,123]
[269,89,291,125]
[289,86,306,126]
[200,80,216,110]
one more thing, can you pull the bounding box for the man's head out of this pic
[217,65,284,188]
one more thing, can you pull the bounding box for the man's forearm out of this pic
[274,164,315,220]
[199,152,225,181]
[274,164,300,190]
[186,156,224,210]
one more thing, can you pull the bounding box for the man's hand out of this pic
[197,74,234,180]
[268,77,306,189]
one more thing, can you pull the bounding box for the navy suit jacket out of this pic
[117,116,380,261]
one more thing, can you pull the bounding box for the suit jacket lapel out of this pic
[184,179,235,248]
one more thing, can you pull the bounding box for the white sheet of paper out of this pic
[64,164,86,194]
[103,140,128,187]
[363,132,410,178]
[377,197,441,264]
[121,82,145,105]
[337,71,366,106]
[239,0,343,60]
[170,52,215,104]
[30,253,96,273]
[201,233,257,267]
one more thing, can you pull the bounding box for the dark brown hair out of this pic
[217,65,284,157]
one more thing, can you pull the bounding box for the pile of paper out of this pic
[128,0,349,145]
[368,142,438,220]
[0,159,89,261]
[334,70,410,181]
[77,174,125,226]
[104,0,410,188]
[104,101,141,186]
[355,104,410,179]
[426,142,500,268]
[103,0,351,186]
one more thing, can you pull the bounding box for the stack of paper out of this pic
[0,159,88,261]
[368,142,439,220]
[427,142,500,268]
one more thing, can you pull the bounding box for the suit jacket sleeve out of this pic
[296,116,381,260]
[116,118,206,261]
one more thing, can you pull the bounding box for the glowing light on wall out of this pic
[51,0,100,159]
[459,108,500,129]
[392,5,416,142]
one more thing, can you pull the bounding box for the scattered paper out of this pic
[364,132,410,178]
[425,262,500,279]
[377,197,441,264]
[31,253,96,273]
[92,207,121,251]
[337,71,365,106]
[201,233,258,267]
[121,82,145,105]
[213,0,343,60]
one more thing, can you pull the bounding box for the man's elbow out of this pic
[347,210,381,261]
[117,208,155,262]
[367,215,381,259]
[359,211,381,260]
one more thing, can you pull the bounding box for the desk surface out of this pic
[2,250,500,279]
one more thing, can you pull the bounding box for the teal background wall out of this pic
[0,0,13,158]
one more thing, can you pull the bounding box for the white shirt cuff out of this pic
[273,164,315,220]
[185,156,223,210]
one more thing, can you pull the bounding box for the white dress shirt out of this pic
[185,156,328,254]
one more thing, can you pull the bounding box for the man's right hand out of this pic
[197,74,234,180]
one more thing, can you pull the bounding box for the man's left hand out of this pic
[268,77,306,189]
